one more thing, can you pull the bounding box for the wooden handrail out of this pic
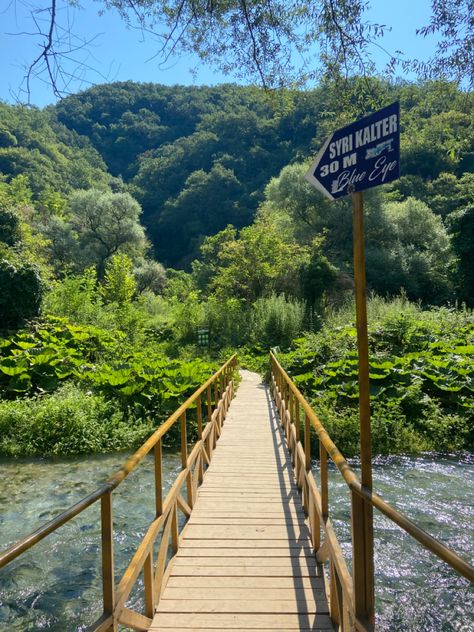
[0,354,238,631]
[270,352,474,613]
[271,352,474,583]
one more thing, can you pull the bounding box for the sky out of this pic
[0,0,441,108]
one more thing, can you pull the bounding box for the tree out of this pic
[101,253,137,305]
[0,258,44,331]
[366,198,455,304]
[14,0,383,100]
[448,205,474,306]
[156,164,245,267]
[69,190,148,275]
[9,1,473,102]
[408,0,474,87]
[0,208,21,247]
[300,238,338,309]
[133,259,167,294]
[199,219,309,303]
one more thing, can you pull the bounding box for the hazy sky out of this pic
[1,1,440,107]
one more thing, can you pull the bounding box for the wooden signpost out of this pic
[305,102,401,628]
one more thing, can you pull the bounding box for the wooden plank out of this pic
[172,556,317,568]
[161,587,327,601]
[157,599,329,614]
[170,566,318,577]
[188,517,306,526]
[166,576,323,589]
[183,525,312,540]
[176,548,315,558]
[150,613,334,629]
[118,607,152,631]
[194,503,303,512]
[179,539,310,549]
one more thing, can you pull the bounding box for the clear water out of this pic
[313,453,474,632]
[0,452,182,631]
[0,453,472,631]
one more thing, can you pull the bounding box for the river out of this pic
[0,452,472,631]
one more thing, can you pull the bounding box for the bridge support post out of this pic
[101,491,117,631]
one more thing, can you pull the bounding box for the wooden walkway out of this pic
[150,370,333,631]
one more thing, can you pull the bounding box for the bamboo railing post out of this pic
[154,439,163,517]
[180,412,187,469]
[287,389,294,466]
[100,492,116,629]
[351,489,374,629]
[329,559,340,626]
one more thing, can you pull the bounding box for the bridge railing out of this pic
[0,354,238,632]
[270,351,474,632]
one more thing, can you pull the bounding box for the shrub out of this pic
[0,258,44,331]
[0,382,152,457]
[251,293,306,349]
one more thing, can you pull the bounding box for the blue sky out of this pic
[0,1,440,107]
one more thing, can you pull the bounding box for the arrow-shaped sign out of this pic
[305,102,400,200]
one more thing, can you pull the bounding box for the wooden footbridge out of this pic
[1,354,473,631]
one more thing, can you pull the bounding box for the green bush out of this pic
[0,382,153,457]
[251,293,306,349]
[279,297,474,456]
[0,257,44,331]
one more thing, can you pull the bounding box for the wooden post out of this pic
[144,551,155,618]
[320,441,328,520]
[181,412,193,507]
[101,492,116,628]
[180,412,187,469]
[206,385,212,423]
[304,413,311,472]
[214,380,218,412]
[295,399,300,444]
[154,439,163,517]
[351,191,375,628]
[196,394,203,440]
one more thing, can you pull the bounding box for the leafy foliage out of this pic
[0,382,152,457]
[448,205,474,306]
[0,258,43,331]
[278,298,474,455]
[0,79,473,459]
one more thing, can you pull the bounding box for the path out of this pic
[150,370,332,631]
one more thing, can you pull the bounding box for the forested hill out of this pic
[1,80,473,279]
[53,82,326,266]
[0,79,473,460]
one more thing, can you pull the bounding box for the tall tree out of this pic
[9,1,474,101]
[68,190,148,275]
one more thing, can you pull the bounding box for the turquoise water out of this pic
[0,452,472,631]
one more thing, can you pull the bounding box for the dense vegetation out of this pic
[279,297,473,456]
[0,79,472,457]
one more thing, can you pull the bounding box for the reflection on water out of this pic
[0,452,472,631]
[313,453,474,632]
